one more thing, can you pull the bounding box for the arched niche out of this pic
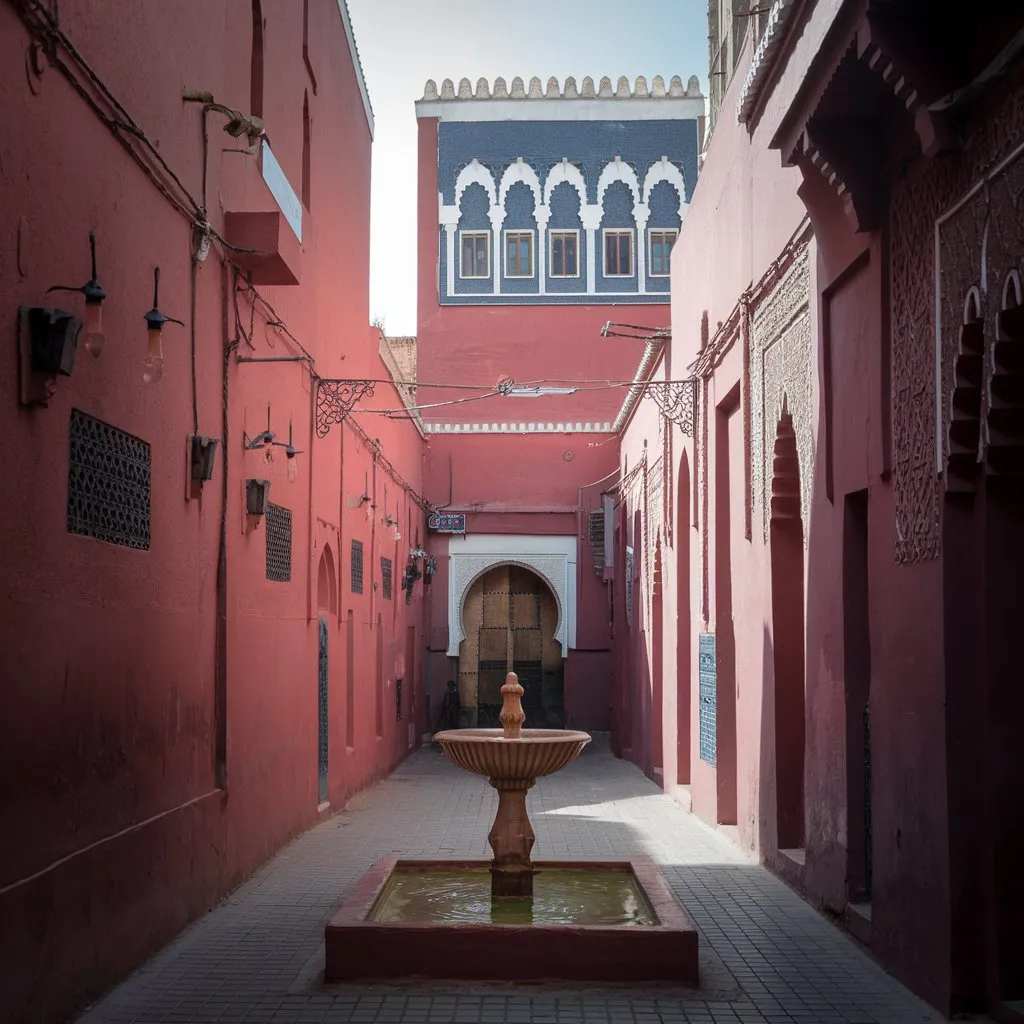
[317,543,338,615]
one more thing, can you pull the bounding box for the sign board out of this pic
[698,633,717,766]
[427,511,466,534]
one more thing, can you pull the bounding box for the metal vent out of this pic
[351,540,364,593]
[588,509,605,572]
[265,503,292,581]
[68,409,151,550]
[381,556,393,599]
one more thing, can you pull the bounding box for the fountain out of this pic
[324,673,699,985]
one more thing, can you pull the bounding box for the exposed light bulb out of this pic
[143,327,164,384]
[287,454,298,482]
[83,301,105,358]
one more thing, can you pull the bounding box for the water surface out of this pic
[369,867,656,926]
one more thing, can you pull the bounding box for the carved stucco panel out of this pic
[448,553,569,657]
[891,78,1024,562]
[750,247,814,542]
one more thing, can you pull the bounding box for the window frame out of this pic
[459,230,491,280]
[503,229,535,279]
[548,229,581,279]
[648,228,679,277]
[603,228,634,278]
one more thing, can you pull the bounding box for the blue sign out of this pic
[428,512,466,534]
[698,633,717,767]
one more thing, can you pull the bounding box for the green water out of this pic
[368,868,656,926]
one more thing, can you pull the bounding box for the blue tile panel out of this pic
[438,118,698,306]
[698,633,717,766]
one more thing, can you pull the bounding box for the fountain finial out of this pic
[500,672,525,739]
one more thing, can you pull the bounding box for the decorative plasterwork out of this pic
[543,159,587,206]
[423,420,613,434]
[446,535,577,658]
[453,159,497,210]
[736,0,798,125]
[499,159,544,212]
[750,246,814,541]
[596,159,642,209]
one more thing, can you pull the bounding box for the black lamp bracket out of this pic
[46,230,106,305]
[315,379,376,438]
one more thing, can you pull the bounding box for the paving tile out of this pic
[76,739,963,1024]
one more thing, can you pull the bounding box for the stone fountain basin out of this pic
[324,855,699,985]
[432,727,592,779]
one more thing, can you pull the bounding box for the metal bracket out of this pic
[315,379,376,438]
[645,379,696,435]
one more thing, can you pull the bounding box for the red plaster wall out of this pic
[0,6,425,1023]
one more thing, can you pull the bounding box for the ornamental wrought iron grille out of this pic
[315,379,376,438]
[67,409,151,550]
[645,379,696,435]
[698,633,717,766]
[265,503,292,581]
[381,556,393,599]
[351,540,364,593]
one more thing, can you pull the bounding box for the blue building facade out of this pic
[420,76,705,306]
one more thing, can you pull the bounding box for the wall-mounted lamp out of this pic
[46,231,106,358]
[190,435,219,481]
[246,478,270,516]
[409,547,428,560]
[423,556,437,583]
[17,305,81,405]
[273,417,303,483]
[244,405,276,450]
[143,267,184,384]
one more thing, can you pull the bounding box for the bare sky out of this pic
[346,0,709,336]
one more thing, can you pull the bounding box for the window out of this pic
[604,230,633,277]
[250,0,264,118]
[381,556,393,600]
[68,409,151,550]
[649,229,678,276]
[265,503,293,581]
[460,231,489,278]
[351,539,364,593]
[504,231,534,277]
[549,231,579,277]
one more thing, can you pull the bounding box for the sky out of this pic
[346,0,709,336]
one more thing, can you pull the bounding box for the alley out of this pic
[78,739,947,1024]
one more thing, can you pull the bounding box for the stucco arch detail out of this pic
[498,159,543,210]
[542,160,587,207]
[641,159,688,219]
[750,245,814,543]
[596,159,641,211]
[446,535,577,658]
[454,158,498,210]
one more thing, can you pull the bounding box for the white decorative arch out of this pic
[446,534,577,658]
[454,158,497,211]
[642,158,687,215]
[498,159,543,211]
[542,159,587,207]
[595,159,641,211]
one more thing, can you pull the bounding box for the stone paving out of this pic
[78,738,961,1024]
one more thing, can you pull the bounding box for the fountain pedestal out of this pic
[488,780,536,897]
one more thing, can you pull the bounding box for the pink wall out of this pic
[0,6,426,1022]
[613,1,962,1012]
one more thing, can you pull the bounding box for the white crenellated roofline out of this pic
[416,75,704,122]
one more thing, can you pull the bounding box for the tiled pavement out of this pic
[78,738,962,1024]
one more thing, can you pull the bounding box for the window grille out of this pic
[381,556,393,599]
[265,503,292,581]
[351,539,364,593]
[67,409,151,550]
